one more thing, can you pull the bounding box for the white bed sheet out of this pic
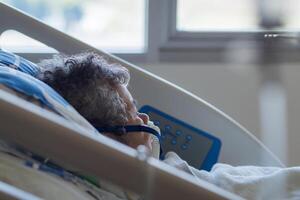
[164,152,300,200]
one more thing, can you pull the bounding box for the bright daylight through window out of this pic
[177,0,300,31]
[0,0,145,53]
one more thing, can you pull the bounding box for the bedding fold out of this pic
[164,151,300,200]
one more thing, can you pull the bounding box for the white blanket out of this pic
[163,152,300,200]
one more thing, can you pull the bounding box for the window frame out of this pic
[157,0,300,62]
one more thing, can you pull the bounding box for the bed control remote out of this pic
[140,105,221,171]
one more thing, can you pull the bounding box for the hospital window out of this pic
[0,0,145,53]
[177,0,259,31]
[154,0,300,62]
[177,0,300,31]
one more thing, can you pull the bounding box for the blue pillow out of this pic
[0,49,68,108]
[0,49,39,77]
[0,50,96,133]
[0,67,69,109]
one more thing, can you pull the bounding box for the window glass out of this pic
[284,0,300,30]
[1,30,58,53]
[1,0,145,52]
[177,0,259,31]
[177,0,300,31]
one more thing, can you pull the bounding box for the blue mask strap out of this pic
[95,125,163,159]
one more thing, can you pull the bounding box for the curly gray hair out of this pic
[37,52,130,127]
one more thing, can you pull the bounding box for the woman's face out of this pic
[105,84,153,150]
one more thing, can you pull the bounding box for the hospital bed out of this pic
[0,2,283,200]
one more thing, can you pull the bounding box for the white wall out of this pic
[282,64,300,166]
[139,62,300,166]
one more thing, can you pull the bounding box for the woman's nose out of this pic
[138,112,149,125]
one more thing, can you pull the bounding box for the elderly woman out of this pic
[37,52,153,151]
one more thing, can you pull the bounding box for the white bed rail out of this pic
[0,89,242,200]
[0,180,42,200]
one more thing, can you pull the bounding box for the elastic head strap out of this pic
[95,125,163,159]
[95,125,161,139]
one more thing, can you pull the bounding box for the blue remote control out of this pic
[139,105,221,171]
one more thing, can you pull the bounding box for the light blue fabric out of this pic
[0,67,69,109]
[0,50,97,133]
[0,49,39,77]
[0,49,70,109]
